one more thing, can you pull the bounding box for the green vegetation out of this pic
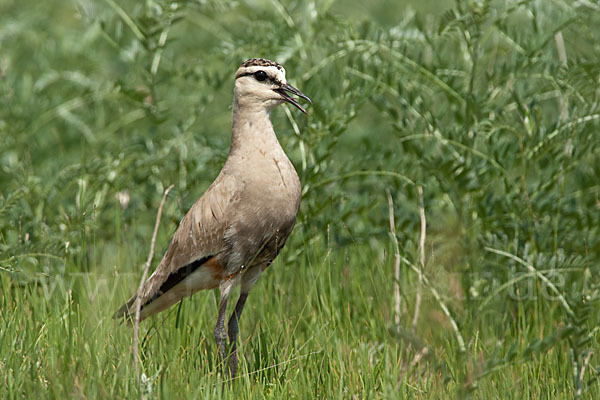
[2,0,599,398]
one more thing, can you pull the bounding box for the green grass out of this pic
[1,238,588,398]
[2,0,600,398]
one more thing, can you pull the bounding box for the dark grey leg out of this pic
[214,286,231,379]
[225,266,262,379]
[227,292,249,378]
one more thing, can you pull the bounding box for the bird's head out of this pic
[234,58,311,114]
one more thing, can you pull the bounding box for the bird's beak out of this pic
[273,84,312,115]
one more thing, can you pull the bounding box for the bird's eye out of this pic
[254,71,267,81]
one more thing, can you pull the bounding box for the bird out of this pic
[114,58,311,379]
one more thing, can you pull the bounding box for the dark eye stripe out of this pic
[235,71,277,83]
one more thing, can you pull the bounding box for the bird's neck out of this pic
[230,98,281,154]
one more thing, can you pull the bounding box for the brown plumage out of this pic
[114,58,311,378]
[240,57,284,70]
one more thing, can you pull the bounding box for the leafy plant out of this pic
[1,0,599,397]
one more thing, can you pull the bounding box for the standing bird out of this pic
[114,58,311,378]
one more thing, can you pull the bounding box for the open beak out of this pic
[273,84,312,115]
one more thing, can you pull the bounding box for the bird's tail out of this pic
[112,295,137,325]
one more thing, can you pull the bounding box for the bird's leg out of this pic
[214,283,232,379]
[225,266,262,378]
[227,291,249,378]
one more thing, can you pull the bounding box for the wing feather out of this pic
[114,172,242,320]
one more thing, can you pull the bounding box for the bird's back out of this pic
[115,126,301,320]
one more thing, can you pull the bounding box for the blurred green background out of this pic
[1,0,600,398]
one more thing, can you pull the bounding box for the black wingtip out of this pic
[113,296,136,325]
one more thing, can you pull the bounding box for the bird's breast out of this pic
[223,150,301,270]
[240,148,301,204]
[246,157,300,226]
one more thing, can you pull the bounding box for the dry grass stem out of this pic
[386,189,402,330]
[133,184,174,382]
[554,31,568,67]
[484,246,575,318]
[399,346,430,386]
[409,346,429,370]
[412,186,425,330]
[554,31,569,121]
[576,351,593,399]
[399,254,466,353]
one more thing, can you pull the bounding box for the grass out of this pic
[1,0,600,398]
[0,238,583,398]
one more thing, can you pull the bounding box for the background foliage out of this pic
[1,0,599,398]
